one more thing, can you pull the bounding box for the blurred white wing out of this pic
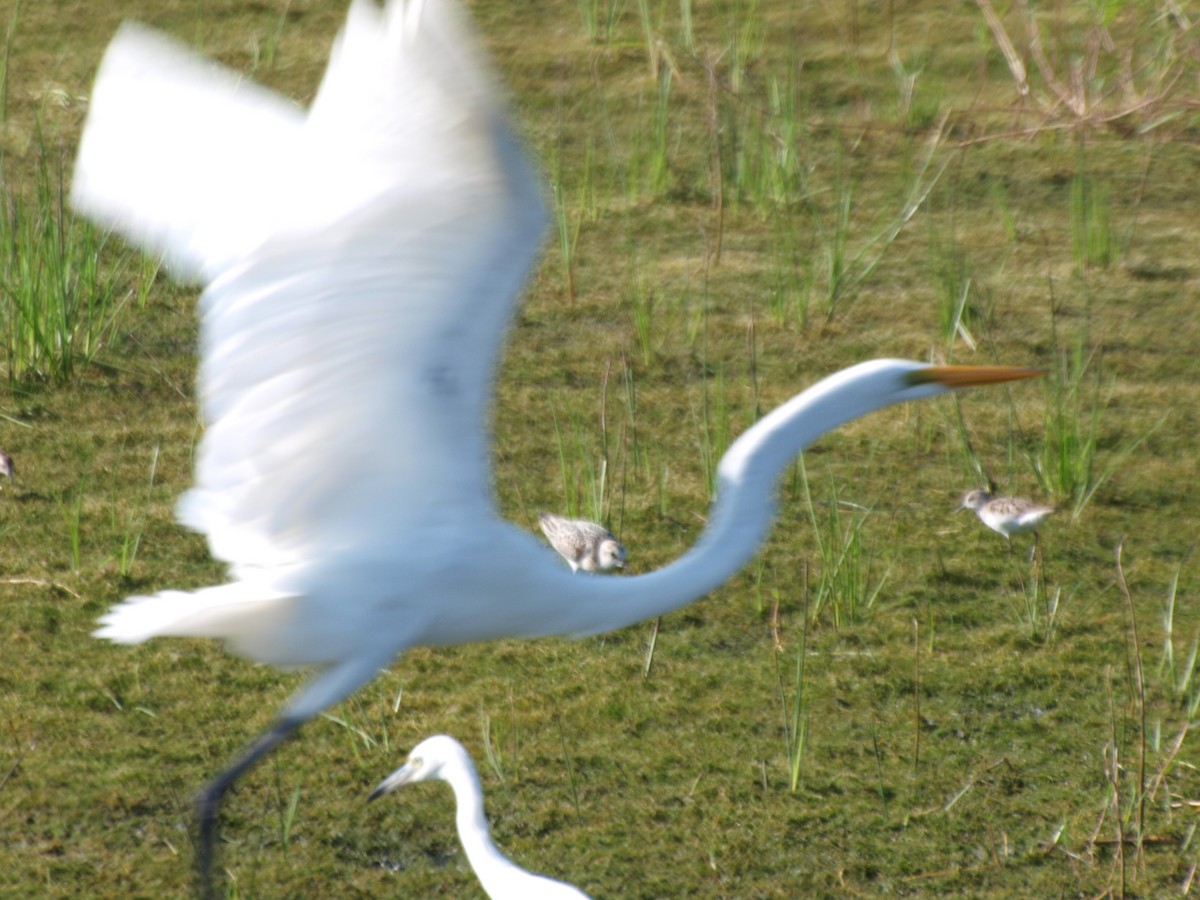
[73,0,547,573]
[69,23,305,281]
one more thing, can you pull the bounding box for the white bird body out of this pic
[79,0,545,666]
[371,735,591,899]
[538,513,626,573]
[71,0,1042,887]
[957,489,1057,539]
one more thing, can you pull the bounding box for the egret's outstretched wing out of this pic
[70,24,306,282]
[73,0,547,572]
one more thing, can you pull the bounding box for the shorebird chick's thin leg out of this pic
[538,512,627,573]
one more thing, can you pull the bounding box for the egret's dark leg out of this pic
[192,652,397,897]
[194,716,305,899]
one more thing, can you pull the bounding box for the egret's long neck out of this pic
[447,759,527,894]
[550,362,933,636]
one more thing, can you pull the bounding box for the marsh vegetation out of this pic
[1,0,1198,896]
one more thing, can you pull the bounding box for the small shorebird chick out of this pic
[957,489,1056,540]
[538,512,626,573]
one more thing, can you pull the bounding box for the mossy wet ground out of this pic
[1,1,1199,896]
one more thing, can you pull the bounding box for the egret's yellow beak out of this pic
[906,365,1046,389]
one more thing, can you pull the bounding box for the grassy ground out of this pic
[2,0,1199,896]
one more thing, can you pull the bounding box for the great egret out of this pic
[71,0,1042,892]
[957,489,1057,539]
[370,735,591,899]
[538,513,627,573]
[0,450,11,481]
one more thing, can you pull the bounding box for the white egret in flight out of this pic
[370,735,591,899]
[71,0,1041,892]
